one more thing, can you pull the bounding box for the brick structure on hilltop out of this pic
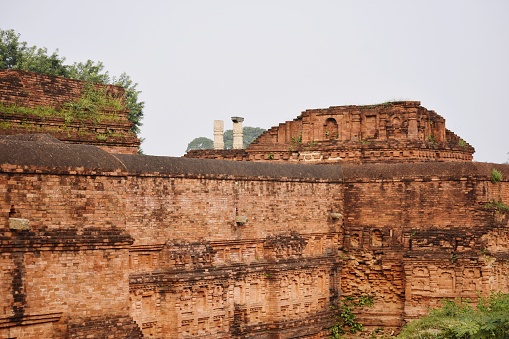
[1,74,508,338]
[186,101,475,163]
[0,70,140,154]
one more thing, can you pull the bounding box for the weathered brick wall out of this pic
[0,70,140,154]
[2,136,509,338]
[0,138,141,338]
[186,101,475,164]
[340,162,509,329]
[341,162,509,242]
[119,155,344,337]
[0,70,124,109]
[184,149,249,161]
[123,175,342,244]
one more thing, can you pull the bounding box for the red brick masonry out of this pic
[1,136,508,338]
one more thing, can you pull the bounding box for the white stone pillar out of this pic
[213,120,224,150]
[231,117,244,149]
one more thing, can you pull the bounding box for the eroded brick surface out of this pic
[186,101,475,164]
[1,74,509,338]
[2,147,508,338]
[0,70,140,154]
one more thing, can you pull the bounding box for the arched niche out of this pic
[323,118,338,140]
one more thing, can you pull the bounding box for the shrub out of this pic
[398,293,509,339]
[491,168,503,183]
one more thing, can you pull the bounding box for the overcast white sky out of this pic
[2,1,508,163]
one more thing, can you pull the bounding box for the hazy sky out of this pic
[2,1,508,163]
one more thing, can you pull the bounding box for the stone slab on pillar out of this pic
[214,120,224,150]
[232,116,244,149]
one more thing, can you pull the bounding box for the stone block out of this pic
[235,216,248,225]
[329,212,343,220]
[9,217,30,230]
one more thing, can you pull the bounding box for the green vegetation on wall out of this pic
[62,82,124,124]
[0,28,144,136]
[491,168,503,183]
[0,82,128,143]
[0,82,124,125]
[397,293,509,339]
[331,295,374,338]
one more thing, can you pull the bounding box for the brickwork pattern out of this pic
[1,137,509,338]
[186,101,475,164]
[0,70,140,154]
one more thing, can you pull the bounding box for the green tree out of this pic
[112,72,144,135]
[186,127,265,152]
[0,29,25,69]
[67,59,110,83]
[223,126,265,149]
[0,29,144,137]
[17,45,69,77]
[186,137,214,152]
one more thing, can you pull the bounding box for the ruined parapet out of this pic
[0,70,140,154]
[248,101,474,163]
[188,101,475,163]
[213,119,224,150]
[231,116,244,149]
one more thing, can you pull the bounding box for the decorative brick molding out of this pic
[186,101,475,164]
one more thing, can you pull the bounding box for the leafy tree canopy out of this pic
[0,29,144,136]
[186,126,265,152]
[223,126,265,149]
[186,137,214,152]
[397,293,509,339]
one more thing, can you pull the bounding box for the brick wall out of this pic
[0,70,140,154]
[340,162,509,328]
[186,101,475,164]
[0,70,124,109]
[119,155,343,337]
[123,176,341,244]
[1,138,509,337]
[0,139,140,338]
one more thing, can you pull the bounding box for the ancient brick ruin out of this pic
[0,70,140,154]
[186,101,475,163]
[1,72,508,338]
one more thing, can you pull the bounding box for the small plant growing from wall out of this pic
[291,133,302,144]
[427,134,437,149]
[491,168,503,183]
[484,200,509,213]
[2,82,124,134]
[63,82,123,125]
[331,294,374,338]
[96,133,107,141]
